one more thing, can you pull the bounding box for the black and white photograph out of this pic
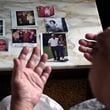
[41,33,68,62]
[44,18,68,32]
[0,19,5,36]
[0,38,8,52]
[11,8,37,28]
[12,28,37,44]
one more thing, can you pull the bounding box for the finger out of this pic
[84,53,93,62]
[34,53,48,76]
[26,47,40,69]
[41,66,52,85]
[12,58,22,79]
[85,33,97,40]
[79,46,93,54]
[79,39,96,48]
[18,47,29,61]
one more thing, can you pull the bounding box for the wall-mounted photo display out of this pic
[0,19,5,36]
[36,5,55,17]
[11,8,37,28]
[0,38,8,52]
[12,28,37,47]
[44,18,68,33]
[40,33,68,62]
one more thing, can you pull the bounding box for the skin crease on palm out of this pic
[11,46,52,110]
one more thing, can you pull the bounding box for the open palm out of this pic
[11,47,51,106]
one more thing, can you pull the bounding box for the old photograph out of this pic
[0,19,5,36]
[41,33,68,62]
[12,29,37,43]
[44,18,68,32]
[37,5,55,17]
[0,38,8,52]
[11,8,37,28]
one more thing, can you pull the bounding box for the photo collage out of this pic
[1,5,69,62]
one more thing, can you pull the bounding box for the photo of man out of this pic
[41,33,68,62]
[45,18,68,32]
[48,33,59,61]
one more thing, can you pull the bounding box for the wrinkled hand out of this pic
[11,47,52,107]
[79,33,97,62]
[87,27,110,109]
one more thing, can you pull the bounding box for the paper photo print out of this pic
[0,19,5,36]
[12,29,37,44]
[0,38,8,52]
[11,9,37,28]
[44,18,68,32]
[41,33,68,62]
[37,5,55,17]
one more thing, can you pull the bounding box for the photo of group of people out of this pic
[16,11,36,26]
[12,29,36,43]
[41,33,68,62]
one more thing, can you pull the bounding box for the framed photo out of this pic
[12,28,37,47]
[44,18,68,32]
[41,33,68,62]
[0,19,5,36]
[0,38,8,52]
[11,8,37,28]
[37,5,55,17]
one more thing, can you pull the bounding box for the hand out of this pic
[79,33,97,62]
[11,47,52,109]
[88,27,110,109]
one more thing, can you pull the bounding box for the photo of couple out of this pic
[41,33,68,62]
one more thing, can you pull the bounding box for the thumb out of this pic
[12,58,21,77]
[13,58,19,68]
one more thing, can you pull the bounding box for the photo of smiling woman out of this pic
[0,38,8,51]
